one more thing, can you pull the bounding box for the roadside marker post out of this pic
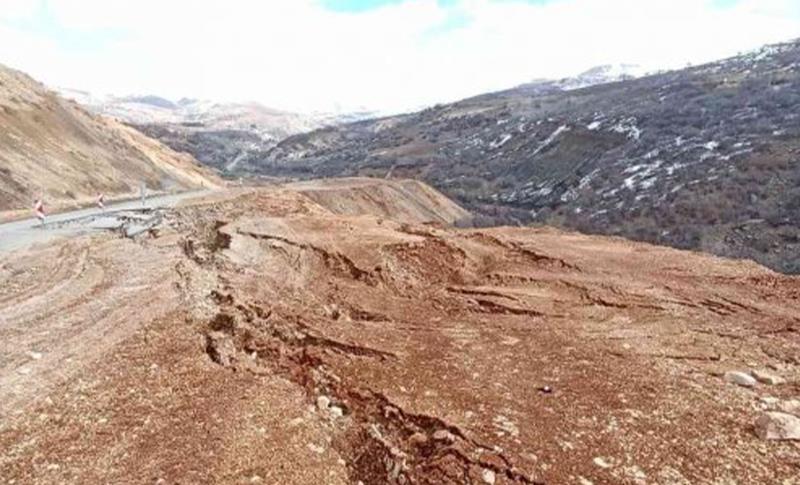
[33,199,45,227]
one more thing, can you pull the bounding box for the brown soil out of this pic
[0,63,220,213]
[0,179,798,484]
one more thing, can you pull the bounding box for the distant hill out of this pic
[248,40,800,274]
[58,89,378,176]
[0,64,219,213]
[519,63,648,92]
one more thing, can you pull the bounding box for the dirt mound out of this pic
[0,181,799,484]
[0,64,220,213]
[288,178,470,225]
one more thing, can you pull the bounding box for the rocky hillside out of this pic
[255,39,800,274]
[0,64,219,214]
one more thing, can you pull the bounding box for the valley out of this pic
[58,90,377,176]
[240,40,800,275]
[0,21,799,485]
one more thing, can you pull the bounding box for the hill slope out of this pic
[0,65,220,213]
[255,39,800,274]
[1,181,799,484]
[286,177,469,225]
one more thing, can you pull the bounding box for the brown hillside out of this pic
[0,64,219,213]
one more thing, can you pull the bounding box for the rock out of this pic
[578,477,594,485]
[26,351,43,360]
[329,406,343,418]
[777,399,800,417]
[432,429,456,442]
[481,468,496,484]
[750,369,785,385]
[206,331,236,367]
[724,371,756,388]
[316,396,331,411]
[593,457,613,469]
[760,396,779,406]
[324,304,341,320]
[307,443,326,454]
[409,432,428,446]
[755,412,800,440]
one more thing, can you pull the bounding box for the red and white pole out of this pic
[33,199,45,226]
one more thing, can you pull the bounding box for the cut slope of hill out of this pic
[254,39,800,274]
[287,177,469,225]
[1,180,798,484]
[0,64,220,213]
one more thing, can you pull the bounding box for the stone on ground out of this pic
[724,371,756,388]
[751,369,785,385]
[755,412,800,441]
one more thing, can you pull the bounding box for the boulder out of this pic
[432,429,456,443]
[206,331,237,367]
[755,412,800,440]
[777,399,800,417]
[316,396,331,411]
[724,371,756,388]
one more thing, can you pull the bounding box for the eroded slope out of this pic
[0,181,798,484]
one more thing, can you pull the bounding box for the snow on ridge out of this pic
[490,133,513,149]
[611,117,642,140]
[531,125,569,157]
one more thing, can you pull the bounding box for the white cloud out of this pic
[0,0,39,21]
[0,0,798,114]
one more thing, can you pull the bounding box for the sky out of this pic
[0,0,799,114]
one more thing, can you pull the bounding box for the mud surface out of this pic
[0,179,798,484]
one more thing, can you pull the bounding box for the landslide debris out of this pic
[1,179,799,484]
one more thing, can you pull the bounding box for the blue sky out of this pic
[1,0,799,113]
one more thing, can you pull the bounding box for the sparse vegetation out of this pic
[243,40,800,274]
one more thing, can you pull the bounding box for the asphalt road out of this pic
[0,191,210,254]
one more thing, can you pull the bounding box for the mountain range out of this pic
[239,40,800,274]
[57,89,379,175]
